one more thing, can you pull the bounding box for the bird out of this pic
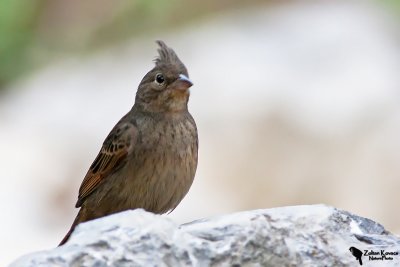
[349,247,363,265]
[59,41,198,246]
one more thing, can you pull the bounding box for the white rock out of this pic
[10,205,400,267]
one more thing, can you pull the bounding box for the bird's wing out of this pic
[75,121,137,207]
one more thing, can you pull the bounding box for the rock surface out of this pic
[10,205,400,267]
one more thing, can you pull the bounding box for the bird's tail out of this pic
[358,258,362,265]
[58,209,83,246]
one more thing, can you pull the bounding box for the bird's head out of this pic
[135,41,193,113]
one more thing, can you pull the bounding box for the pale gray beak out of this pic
[173,74,193,91]
[179,74,193,87]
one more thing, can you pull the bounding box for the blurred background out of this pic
[1,0,400,264]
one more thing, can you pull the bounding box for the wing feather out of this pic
[75,122,136,207]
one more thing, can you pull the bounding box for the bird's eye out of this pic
[155,73,165,84]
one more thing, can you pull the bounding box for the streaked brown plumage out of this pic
[59,41,198,246]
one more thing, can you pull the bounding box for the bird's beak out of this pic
[173,74,193,91]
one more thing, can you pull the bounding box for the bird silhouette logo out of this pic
[349,247,363,265]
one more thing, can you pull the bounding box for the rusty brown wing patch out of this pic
[75,122,137,207]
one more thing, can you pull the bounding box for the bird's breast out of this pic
[121,114,198,213]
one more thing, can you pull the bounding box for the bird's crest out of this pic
[155,40,183,67]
